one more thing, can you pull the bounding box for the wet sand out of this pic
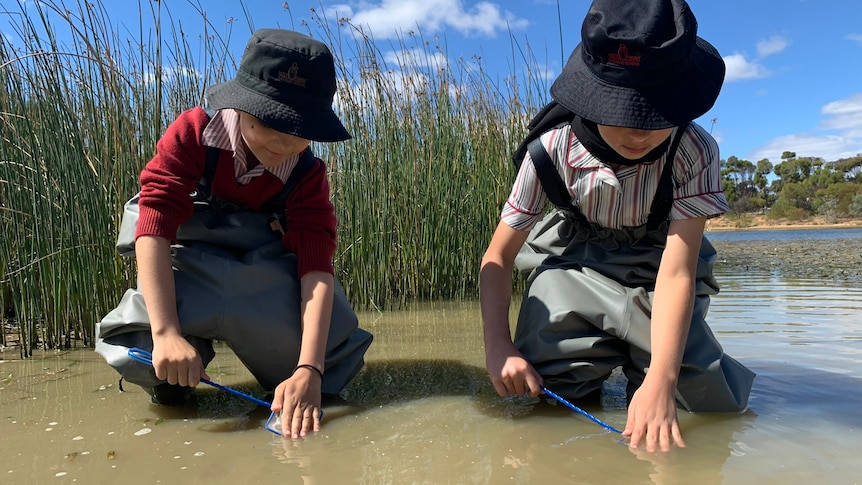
[712,237,862,281]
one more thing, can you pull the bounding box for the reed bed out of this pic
[0,0,548,355]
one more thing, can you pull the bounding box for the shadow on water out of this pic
[339,358,633,421]
[150,358,570,430]
[141,358,501,429]
[340,358,495,407]
[143,356,644,439]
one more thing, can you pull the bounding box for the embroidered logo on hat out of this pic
[278,62,307,87]
[608,44,641,67]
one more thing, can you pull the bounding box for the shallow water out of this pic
[2,271,861,484]
[706,226,862,242]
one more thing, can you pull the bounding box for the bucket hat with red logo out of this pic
[550,0,725,130]
[206,28,350,142]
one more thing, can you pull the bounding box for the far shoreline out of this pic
[705,215,862,233]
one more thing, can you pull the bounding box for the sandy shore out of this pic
[706,215,862,232]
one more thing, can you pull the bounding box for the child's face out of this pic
[237,111,310,168]
[596,125,674,160]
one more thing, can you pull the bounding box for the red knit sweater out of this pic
[135,107,338,276]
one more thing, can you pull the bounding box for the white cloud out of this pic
[750,93,862,162]
[751,134,862,162]
[336,68,431,112]
[819,93,862,138]
[383,48,448,71]
[523,62,556,82]
[845,33,862,44]
[756,35,788,57]
[821,93,862,117]
[324,0,528,39]
[141,65,201,87]
[723,35,787,83]
[723,53,770,82]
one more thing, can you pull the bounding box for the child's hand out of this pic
[271,369,322,439]
[485,343,543,398]
[151,336,208,387]
[622,379,685,452]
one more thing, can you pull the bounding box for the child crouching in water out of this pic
[480,0,754,452]
[96,29,372,439]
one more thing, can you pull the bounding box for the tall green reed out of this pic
[1,0,550,354]
[0,0,236,356]
[319,18,547,309]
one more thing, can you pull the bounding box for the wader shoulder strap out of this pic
[526,138,581,219]
[645,124,688,229]
[513,101,575,167]
[194,107,317,213]
[197,107,219,199]
[260,149,316,214]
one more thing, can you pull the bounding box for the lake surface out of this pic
[706,226,862,242]
[2,269,861,484]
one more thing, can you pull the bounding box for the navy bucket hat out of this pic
[206,29,350,142]
[550,0,725,130]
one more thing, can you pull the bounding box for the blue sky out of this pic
[3,0,861,164]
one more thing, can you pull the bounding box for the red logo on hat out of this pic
[278,62,307,87]
[608,44,641,67]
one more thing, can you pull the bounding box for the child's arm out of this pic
[623,216,706,452]
[480,221,543,397]
[271,158,337,438]
[136,235,208,387]
[270,270,333,439]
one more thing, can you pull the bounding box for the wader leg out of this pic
[672,296,754,412]
[222,279,372,394]
[95,290,216,389]
[621,294,754,412]
[514,267,628,400]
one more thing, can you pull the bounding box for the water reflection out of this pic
[1,274,861,483]
[258,392,756,485]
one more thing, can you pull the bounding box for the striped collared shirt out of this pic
[200,109,301,184]
[502,122,729,231]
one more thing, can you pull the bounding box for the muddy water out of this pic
[2,271,861,484]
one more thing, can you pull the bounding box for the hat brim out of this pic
[206,79,351,142]
[550,37,725,130]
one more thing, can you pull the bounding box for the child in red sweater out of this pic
[96,29,372,439]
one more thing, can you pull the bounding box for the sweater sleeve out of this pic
[282,158,338,277]
[135,107,210,242]
[670,123,730,220]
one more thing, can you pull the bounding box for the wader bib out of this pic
[95,146,372,394]
[513,134,754,412]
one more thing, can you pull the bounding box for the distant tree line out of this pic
[720,151,862,222]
